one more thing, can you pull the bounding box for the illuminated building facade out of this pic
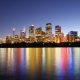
[35,27,42,36]
[4,23,80,44]
[66,34,74,42]
[45,23,53,42]
[6,36,12,43]
[20,28,26,39]
[55,25,61,35]
[14,35,19,43]
[69,31,78,40]
[35,27,42,42]
[46,23,52,36]
[29,25,35,42]
[29,25,35,37]
[55,25,61,43]
[67,31,78,42]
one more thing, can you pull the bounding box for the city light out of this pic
[0,23,79,44]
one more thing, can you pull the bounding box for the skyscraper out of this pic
[55,25,61,35]
[55,25,61,43]
[46,23,52,36]
[12,28,15,37]
[35,27,42,42]
[29,25,35,37]
[67,31,78,42]
[69,31,78,39]
[45,23,53,42]
[20,28,26,39]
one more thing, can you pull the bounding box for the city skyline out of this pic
[0,24,78,45]
[0,23,79,37]
[0,0,80,37]
[0,22,80,38]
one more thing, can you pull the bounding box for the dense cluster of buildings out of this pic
[0,23,79,44]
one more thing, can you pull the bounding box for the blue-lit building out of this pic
[69,31,78,39]
[67,31,78,42]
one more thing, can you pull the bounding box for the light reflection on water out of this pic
[0,48,80,80]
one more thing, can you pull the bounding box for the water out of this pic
[0,48,80,80]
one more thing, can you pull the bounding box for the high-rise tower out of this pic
[12,28,15,37]
[46,23,52,36]
[55,25,61,35]
[55,25,61,43]
[20,28,26,39]
[29,25,35,37]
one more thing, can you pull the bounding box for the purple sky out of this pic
[0,0,80,37]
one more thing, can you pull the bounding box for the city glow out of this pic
[1,24,78,45]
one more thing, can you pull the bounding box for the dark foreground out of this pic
[0,42,80,47]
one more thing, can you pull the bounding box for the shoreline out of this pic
[0,42,80,47]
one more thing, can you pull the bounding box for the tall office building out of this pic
[55,25,61,35]
[20,28,26,39]
[45,23,53,42]
[67,31,78,42]
[55,25,61,43]
[35,27,43,42]
[69,31,78,38]
[35,27,42,36]
[66,34,74,42]
[46,23,52,36]
[29,25,35,37]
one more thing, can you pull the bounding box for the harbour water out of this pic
[0,48,80,80]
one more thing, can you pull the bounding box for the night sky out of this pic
[0,0,80,38]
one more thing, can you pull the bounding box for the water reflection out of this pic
[0,48,80,80]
